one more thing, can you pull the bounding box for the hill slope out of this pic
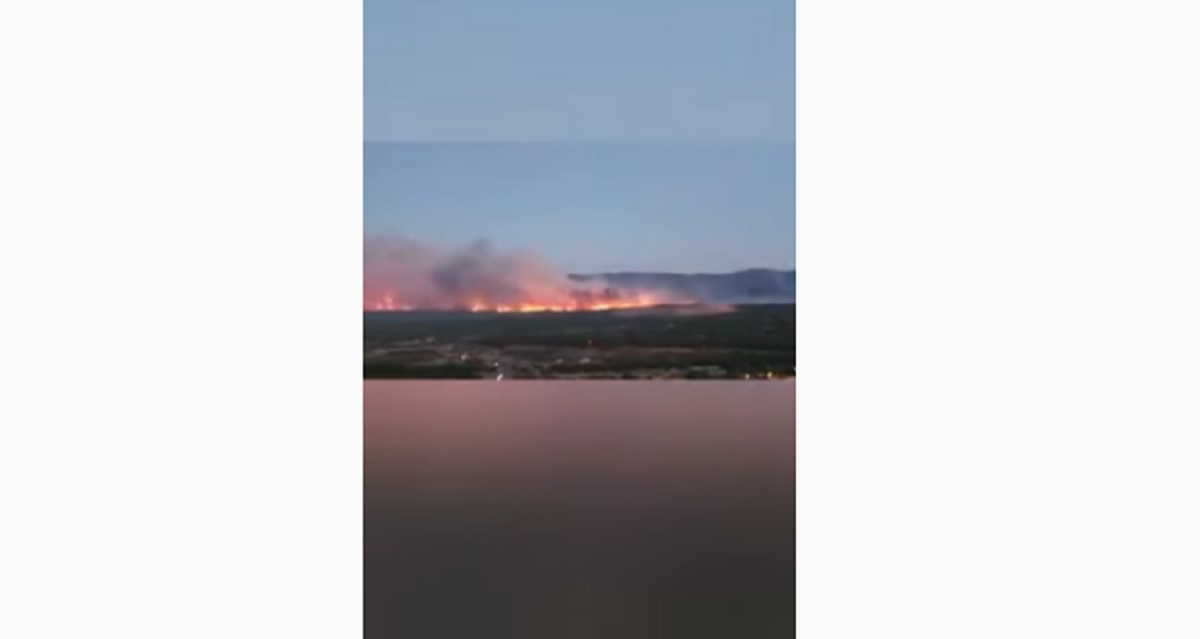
[568,269,796,304]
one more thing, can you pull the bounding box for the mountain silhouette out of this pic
[568,269,796,304]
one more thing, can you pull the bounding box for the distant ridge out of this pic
[568,269,796,304]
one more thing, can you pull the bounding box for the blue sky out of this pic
[364,0,793,273]
[365,141,794,273]
[365,0,795,142]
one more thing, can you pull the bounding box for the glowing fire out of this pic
[478,294,660,314]
[362,237,691,314]
[366,289,667,313]
[370,292,414,312]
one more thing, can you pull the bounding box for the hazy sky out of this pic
[365,141,793,274]
[364,0,795,142]
[364,0,794,273]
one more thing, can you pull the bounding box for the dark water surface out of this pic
[365,382,795,638]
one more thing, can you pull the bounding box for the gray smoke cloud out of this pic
[364,236,608,310]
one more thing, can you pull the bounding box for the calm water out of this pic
[365,382,795,638]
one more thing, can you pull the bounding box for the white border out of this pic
[1,0,362,636]
[797,0,1200,637]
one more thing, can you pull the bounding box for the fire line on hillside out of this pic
[363,237,688,313]
[367,288,670,313]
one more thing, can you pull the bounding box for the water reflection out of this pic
[365,382,795,638]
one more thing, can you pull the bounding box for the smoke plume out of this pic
[363,236,668,311]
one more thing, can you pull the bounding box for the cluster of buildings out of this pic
[365,338,794,381]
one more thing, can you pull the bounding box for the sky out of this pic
[364,0,794,273]
[365,141,794,274]
[364,0,795,142]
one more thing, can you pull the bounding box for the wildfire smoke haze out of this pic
[364,237,682,313]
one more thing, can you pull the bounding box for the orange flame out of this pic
[369,292,415,312]
[365,290,668,313]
